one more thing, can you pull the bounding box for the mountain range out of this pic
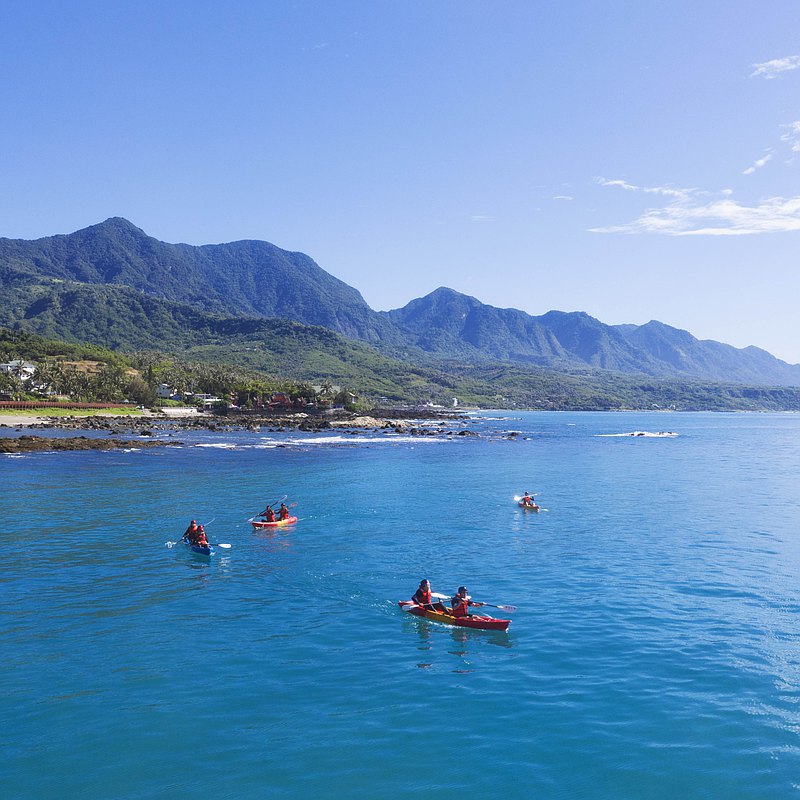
[1,216,798,389]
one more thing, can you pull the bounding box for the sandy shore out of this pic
[0,414,47,427]
[0,407,205,428]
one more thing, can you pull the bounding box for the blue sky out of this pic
[2,1,799,362]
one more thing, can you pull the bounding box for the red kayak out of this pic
[251,516,298,529]
[398,600,510,631]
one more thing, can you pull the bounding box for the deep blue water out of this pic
[3,411,800,799]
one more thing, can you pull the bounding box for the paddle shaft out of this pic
[431,591,515,613]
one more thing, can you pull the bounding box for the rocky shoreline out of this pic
[0,407,479,442]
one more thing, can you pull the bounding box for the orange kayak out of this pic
[398,600,510,631]
[251,516,298,529]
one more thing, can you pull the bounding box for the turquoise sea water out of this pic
[3,411,800,799]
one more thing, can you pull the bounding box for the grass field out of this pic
[0,407,144,418]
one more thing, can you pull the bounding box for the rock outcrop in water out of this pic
[0,435,182,453]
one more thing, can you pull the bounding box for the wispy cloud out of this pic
[470,214,495,223]
[781,121,800,153]
[750,55,800,78]
[553,195,573,201]
[742,151,773,175]
[591,194,800,236]
[595,177,693,200]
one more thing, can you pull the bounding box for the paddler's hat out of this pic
[457,586,468,595]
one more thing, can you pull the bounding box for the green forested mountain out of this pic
[0,217,397,344]
[2,218,799,393]
[3,319,800,411]
[386,288,800,386]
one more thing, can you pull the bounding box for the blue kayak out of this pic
[184,541,213,557]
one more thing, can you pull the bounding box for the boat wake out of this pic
[190,434,449,450]
[595,431,678,438]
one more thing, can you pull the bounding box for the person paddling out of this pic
[521,491,536,508]
[278,502,290,520]
[262,506,276,522]
[194,525,209,548]
[412,579,445,612]
[451,586,484,618]
[182,520,199,542]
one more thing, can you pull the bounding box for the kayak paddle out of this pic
[253,501,297,519]
[259,494,288,515]
[431,591,516,613]
[474,601,516,612]
[165,539,231,548]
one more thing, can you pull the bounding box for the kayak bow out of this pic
[398,600,510,631]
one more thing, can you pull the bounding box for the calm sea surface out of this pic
[3,411,800,799]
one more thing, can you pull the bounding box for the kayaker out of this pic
[262,506,276,522]
[278,502,290,520]
[522,492,535,507]
[195,525,209,547]
[412,579,446,612]
[451,586,484,618]
[182,520,199,542]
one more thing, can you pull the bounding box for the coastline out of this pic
[0,407,474,446]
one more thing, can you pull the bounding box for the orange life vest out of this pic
[413,588,432,606]
[451,596,470,617]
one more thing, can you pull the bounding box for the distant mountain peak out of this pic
[84,217,147,236]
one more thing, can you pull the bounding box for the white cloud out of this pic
[553,195,573,201]
[597,178,639,192]
[742,151,773,175]
[470,215,495,223]
[781,121,800,153]
[750,55,800,78]
[590,195,800,236]
[595,177,694,200]
[595,178,698,200]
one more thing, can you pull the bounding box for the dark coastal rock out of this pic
[0,435,182,453]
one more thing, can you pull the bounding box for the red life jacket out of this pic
[451,596,470,617]
[265,508,276,521]
[279,507,289,520]
[413,588,432,606]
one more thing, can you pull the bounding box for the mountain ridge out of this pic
[1,218,798,386]
[387,286,800,385]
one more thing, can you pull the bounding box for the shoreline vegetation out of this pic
[4,327,800,417]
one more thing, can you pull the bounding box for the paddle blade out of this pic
[213,543,232,549]
[496,604,517,612]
